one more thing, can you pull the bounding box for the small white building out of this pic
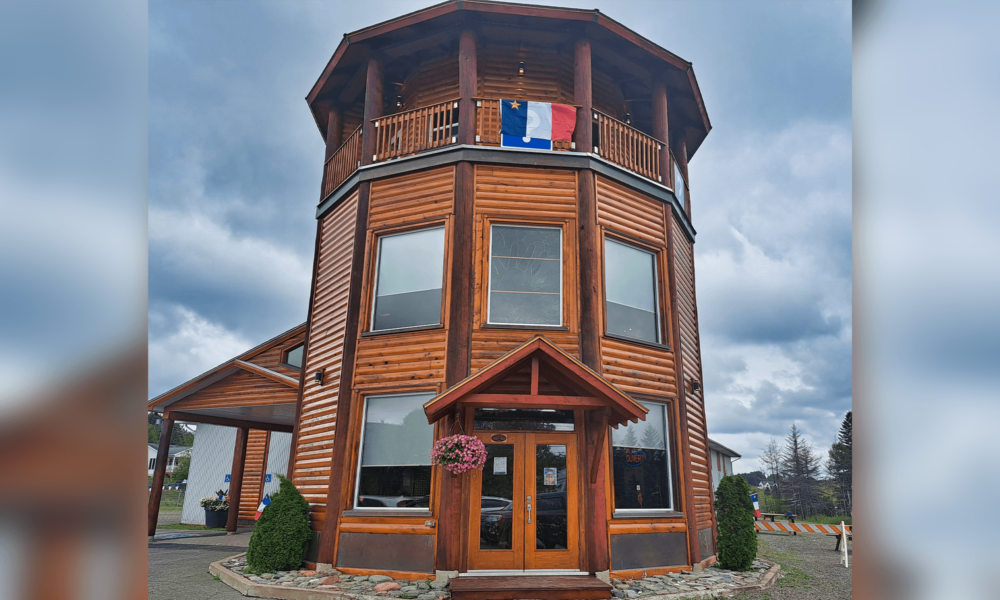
[708,438,741,491]
[147,444,192,477]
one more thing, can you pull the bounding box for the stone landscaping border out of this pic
[209,553,780,600]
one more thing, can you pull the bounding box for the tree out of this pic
[147,413,195,446]
[714,475,758,571]
[826,411,852,515]
[618,425,637,447]
[739,470,767,487]
[639,423,663,449]
[780,424,822,517]
[245,475,313,573]
[169,456,190,482]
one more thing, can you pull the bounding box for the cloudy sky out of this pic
[149,0,851,472]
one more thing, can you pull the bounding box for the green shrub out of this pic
[245,475,312,573]
[714,474,758,571]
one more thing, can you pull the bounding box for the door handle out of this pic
[527,503,532,524]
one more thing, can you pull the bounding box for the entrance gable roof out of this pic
[423,335,648,426]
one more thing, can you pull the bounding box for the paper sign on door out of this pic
[543,467,557,486]
[494,457,507,475]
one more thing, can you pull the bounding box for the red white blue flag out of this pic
[500,99,576,150]
[255,494,271,520]
[750,493,761,518]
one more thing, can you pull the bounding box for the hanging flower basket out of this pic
[431,434,488,475]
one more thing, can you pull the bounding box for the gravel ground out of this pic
[727,532,852,600]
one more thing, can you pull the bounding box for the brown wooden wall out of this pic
[238,429,270,522]
[594,176,678,398]
[292,191,359,531]
[243,329,307,378]
[471,165,579,371]
[477,44,573,104]
[167,370,298,413]
[401,55,459,111]
[368,166,454,231]
[671,210,714,536]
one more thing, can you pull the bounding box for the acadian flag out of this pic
[255,494,271,520]
[500,99,576,150]
[750,493,761,518]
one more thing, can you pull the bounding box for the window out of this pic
[149,458,155,470]
[487,224,562,326]
[355,392,435,509]
[371,227,446,331]
[283,343,304,369]
[612,401,673,511]
[674,161,686,211]
[604,239,660,343]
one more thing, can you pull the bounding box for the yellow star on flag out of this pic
[509,100,521,110]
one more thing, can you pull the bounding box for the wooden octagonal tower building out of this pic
[289,0,715,582]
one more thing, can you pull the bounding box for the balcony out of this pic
[320,98,682,200]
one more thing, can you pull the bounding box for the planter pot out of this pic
[204,508,229,529]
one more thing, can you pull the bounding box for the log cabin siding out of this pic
[167,370,298,412]
[470,330,580,373]
[477,44,574,104]
[599,337,677,397]
[353,329,448,389]
[475,165,578,220]
[293,191,359,530]
[368,166,455,230]
[671,210,714,534]
[596,176,667,247]
[401,55,459,111]
[237,430,269,522]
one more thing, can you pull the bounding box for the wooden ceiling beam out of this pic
[164,410,294,433]
[233,360,299,389]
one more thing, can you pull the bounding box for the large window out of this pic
[371,227,446,331]
[674,162,686,212]
[612,401,673,511]
[604,239,660,343]
[487,224,562,326]
[354,392,435,509]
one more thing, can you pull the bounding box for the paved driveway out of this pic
[148,531,250,600]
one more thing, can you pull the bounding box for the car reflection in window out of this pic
[479,496,513,549]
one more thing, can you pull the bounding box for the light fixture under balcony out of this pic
[518,61,525,75]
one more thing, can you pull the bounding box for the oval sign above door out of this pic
[491,434,508,442]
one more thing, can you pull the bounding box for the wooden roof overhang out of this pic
[146,324,307,433]
[306,0,711,157]
[423,336,648,428]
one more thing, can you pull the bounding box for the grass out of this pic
[212,574,221,581]
[756,538,812,590]
[794,515,852,526]
[158,523,225,531]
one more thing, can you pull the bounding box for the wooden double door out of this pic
[467,431,580,571]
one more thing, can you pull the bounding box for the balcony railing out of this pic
[321,125,362,199]
[372,99,460,162]
[592,109,663,183]
[321,100,675,199]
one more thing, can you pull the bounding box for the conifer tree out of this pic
[245,475,312,573]
[826,411,852,514]
[780,424,821,517]
[714,475,758,570]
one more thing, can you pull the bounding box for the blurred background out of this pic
[0,0,998,598]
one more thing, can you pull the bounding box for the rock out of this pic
[370,575,393,583]
[388,592,404,598]
[417,594,438,600]
[321,576,341,584]
[260,573,274,579]
[399,595,418,599]
[297,582,312,588]
[430,580,449,589]
[354,575,369,582]
[401,586,419,592]
[395,580,410,585]
[300,570,318,576]
[611,591,625,599]
[624,591,639,599]
[615,584,630,590]
[416,581,431,590]
[375,582,402,592]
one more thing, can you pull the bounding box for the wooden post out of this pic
[361,57,383,166]
[583,408,610,574]
[574,39,593,153]
[652,79,670,184]
[147,418,174,537]
[440,159,475,571]
[665,205,700,565]
[457,29,478,145]
[317,179,373,565]
[226,426,250,533]
[325,107,343,160]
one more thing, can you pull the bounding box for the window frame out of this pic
[600,230,671,350]
[351,390,438,512]
[485,222,565,328]
[602,236,663,345]
[280,342,305,370]
[610,397,678,517]
[368,223,449,334]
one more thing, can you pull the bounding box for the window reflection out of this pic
[356,393,435,509]
[612,402,673,510]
